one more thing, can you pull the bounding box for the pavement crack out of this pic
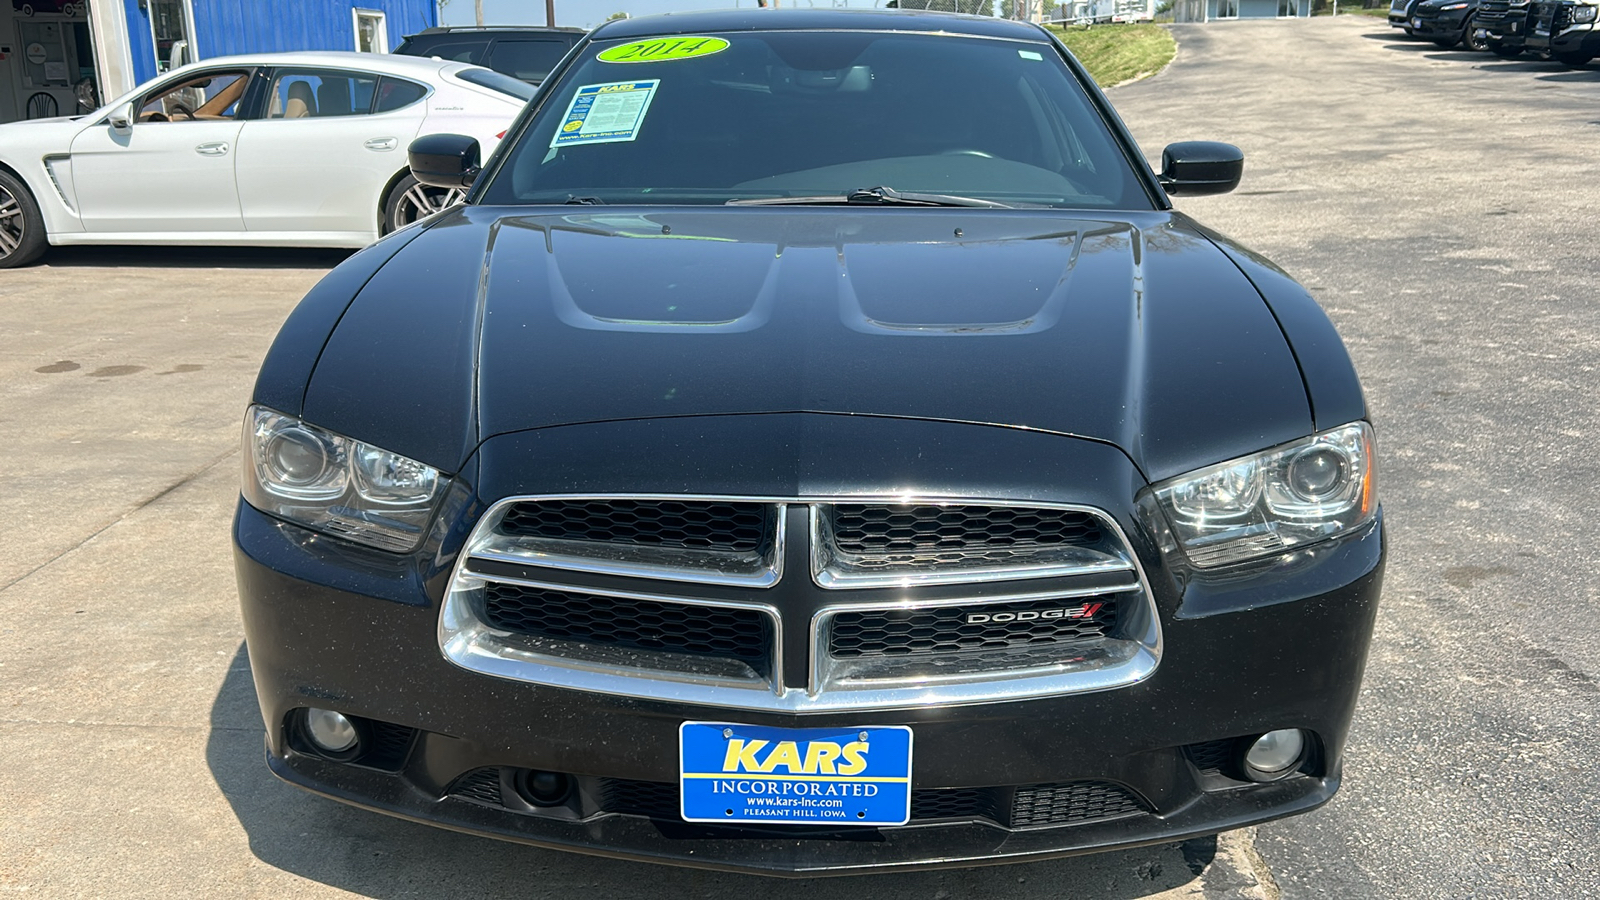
[0,447,237,597]
[1205,828,1281,900]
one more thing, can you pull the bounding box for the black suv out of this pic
[1409,0,1490,47]
[395,26,586,85]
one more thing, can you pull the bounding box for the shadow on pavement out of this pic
[208,643,1214,898]
[39,245,353,270]
[1536,69,1600,81]
[1375,41,1439,52]
[1472,60,1567,73]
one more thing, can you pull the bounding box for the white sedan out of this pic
[0,51,530,267]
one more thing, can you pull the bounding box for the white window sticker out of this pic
[1018,49,1043,61]
[550,80,660,148]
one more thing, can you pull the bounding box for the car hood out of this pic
[304,206,1311,482]
[0,116,84,147]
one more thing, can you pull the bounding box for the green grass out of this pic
[1048,24,1178,88]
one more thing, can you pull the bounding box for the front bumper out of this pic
[1477,12,1533,45]
[1410,8,1472,38]
[1525,22,1599,52]
[234,438,1385,876]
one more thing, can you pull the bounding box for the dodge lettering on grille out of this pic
[967,602,1105,625]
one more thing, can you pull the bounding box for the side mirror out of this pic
[409,133,481,189]
[108,103,133,132]
[1159,141,1244,196]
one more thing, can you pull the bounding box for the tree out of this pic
[606,10,628,19]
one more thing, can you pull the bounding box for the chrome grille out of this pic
[1477,0,1510,22]
[499,499,773,552]
[441,494,1160,712]
[827,503,1103,561]
[467,497,785,587]
[483,582,771,669]
[828,594,1118,658]
[813,501,1133,588]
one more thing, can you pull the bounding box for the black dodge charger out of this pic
[234,9,1384,876]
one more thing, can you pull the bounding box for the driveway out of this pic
[1115,17,1600,898]
[3,18,1597,898]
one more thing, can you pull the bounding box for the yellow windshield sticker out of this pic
[598,36,730,64]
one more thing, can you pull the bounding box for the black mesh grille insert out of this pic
[599,780,1007,825]
[498,499,773,552]
[483,583,770,666]
[449,768,504,806]
[829,594,1118,658]
[1010,782,1145,827]
[827,504,1103,568]
[1185,739,1235,773]
[910,788,1002,822]
[600,778,681,819]
[362,721,418,771]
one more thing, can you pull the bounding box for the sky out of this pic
[438,0,915,33]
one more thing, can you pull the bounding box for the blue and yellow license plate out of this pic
[678,722,913,826]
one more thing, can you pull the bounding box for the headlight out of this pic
[242,406,445,552]
[1574,5,1598,22]
[1150,422,1376,568]
[1438,2,1469,9]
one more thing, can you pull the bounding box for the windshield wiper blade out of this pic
[726,186,1013,208]
[564,195,606,205]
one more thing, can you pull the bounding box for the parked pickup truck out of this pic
[1475,0,1539,54]
[1524,0,1600,64]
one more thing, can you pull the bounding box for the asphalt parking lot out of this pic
[3,17,1598,898]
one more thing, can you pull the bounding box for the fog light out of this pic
[304,708,360,754]
[1242,729,1306,780]
[514,769,573,807]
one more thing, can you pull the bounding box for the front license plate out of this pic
[679,722,913,826]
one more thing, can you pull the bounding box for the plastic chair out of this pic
[26,92,58,119]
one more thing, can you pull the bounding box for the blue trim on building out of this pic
[123,0,156,84]
[194,0,436,57]
[121,0,436,90]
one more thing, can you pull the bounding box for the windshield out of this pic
[479,30,1151,210]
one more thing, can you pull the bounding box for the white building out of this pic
[1173,0,1312,21]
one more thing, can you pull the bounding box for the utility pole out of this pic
[546,0,555,24]
[474,0,484,26]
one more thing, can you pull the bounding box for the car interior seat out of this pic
[284,81,317,118]
[316,80,353,117]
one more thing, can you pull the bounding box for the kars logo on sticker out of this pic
[598,36,730,64]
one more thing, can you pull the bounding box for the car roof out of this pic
[175,50,467,78]
[588,8,1051,42]
[404,25,587,36]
